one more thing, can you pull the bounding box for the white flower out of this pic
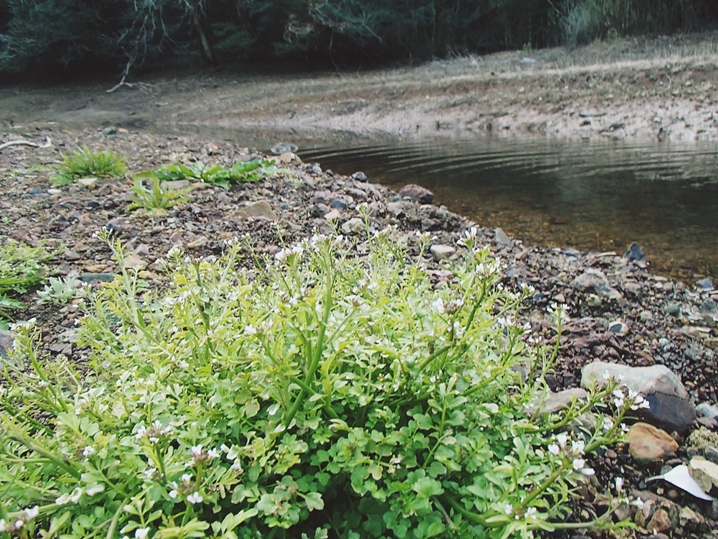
[82,446,95,457]
[190,445,203,457]
[572,458,586,471]
[23,506,39,520]
[231,461,244,472]
[186,492,203,504]
[221,444,239,460]
[14,520,23,530]
[244,324,257,336]
[602,417,614,432]
[0,521,5,533]
[525,507,537,519]
[181,473,193,483]
[615,477,624,492]
[571,440,585,455]
[207,448,220,459]
[556,433,568,448]
[547,444,560,456]
[504,504,513,515]
[169,489,178,499]
[135,527,150,539]
[432,298,445,314]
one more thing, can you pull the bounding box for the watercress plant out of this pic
[0,226,640,539]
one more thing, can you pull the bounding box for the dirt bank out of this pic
[1,32,718,142]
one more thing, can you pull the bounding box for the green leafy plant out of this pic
[36,276,84,305]
[0,239,51,326]
[129,173,193,212]
[0,226,643,539]
[52,146,127,186]
[152,159,276,190]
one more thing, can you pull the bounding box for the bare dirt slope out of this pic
[1,32,718,142]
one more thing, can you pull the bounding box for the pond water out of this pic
[178,126,718,282]
[294,136,718,282]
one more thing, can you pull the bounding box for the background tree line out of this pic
[1,0,717,78]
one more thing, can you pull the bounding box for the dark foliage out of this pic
[1,0,716,77]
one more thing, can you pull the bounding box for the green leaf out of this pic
[411,477,443,498]
[304,491,324,511]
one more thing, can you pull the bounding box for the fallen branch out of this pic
[0,137,52,153]
[106,74,135,94]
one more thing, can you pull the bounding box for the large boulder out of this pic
[582,361,695,433]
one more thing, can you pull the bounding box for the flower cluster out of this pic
[135,420,172,444]
[0,506,39,533]
[168,473,203,504]
[547,433,595,476]
[612,388,651,411]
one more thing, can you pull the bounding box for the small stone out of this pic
[678,506,704,527]
[554,293,565,303]
[124,253,147,270]
[0,329,15,359]
[64,250,82,261]
[627,423,678,465]
[696,278,714,291]
[271,142,298,154]
[586,294,602,307]
[187,236,208,249]
[101,126,118,136]
[386,201,413,218]
[169,231,184,245]
[237,201,278,221]
[571,270,622,300]
[351,171,368,183]
[608,320,629,335]
[624,242,646,261]
[398,184,433,204]
[429,244,456,260]
[324,209,341,221]
[80,273,115,283]
[494,227,512,245]
[526,388,588,416]
[163,179,191,190]
[133,244,151,256]
[665,302,682,316]
[341,218,365,235]
[696,403,718,419]
[706,447,718,465]
[646,508,673,533]
[278,152,298,164]
[77,177,98,188]
[47,188,62,195]
[689,457,718,493]
[331,199,347,209]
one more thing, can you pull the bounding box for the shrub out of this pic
[52,146,127,186]
[0,226,641,538]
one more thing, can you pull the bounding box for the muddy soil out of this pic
[1,32,718,142]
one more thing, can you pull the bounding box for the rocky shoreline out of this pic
[1,127,718,538]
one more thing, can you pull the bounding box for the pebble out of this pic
[237,200,278,221]
[494,227,512,245]
[341,218,365,235]
[429,244,456,260]
[0,329,15,359]
[350,171,368,183]
[627,423,679,464]
[398,183,433,204]
[689,457,718,493]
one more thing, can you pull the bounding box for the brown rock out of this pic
[646,508,672,533]
[398,184,433,204]
[628,423,678,464]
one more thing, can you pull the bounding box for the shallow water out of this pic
[294,136,718,282]
[176,124,718,281]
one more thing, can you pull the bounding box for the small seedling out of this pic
[52,145,127,186]
[36,276,84,305]
[129,173,192,212]
[152,159,276,190]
